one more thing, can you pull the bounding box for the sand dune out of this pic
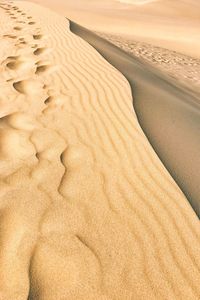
[0,1,200,299]
[26,0,200,58]
[97,32,200,90]
[70,21,200,218]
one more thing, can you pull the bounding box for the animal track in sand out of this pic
[13,79,44,95]
[28,21,36,25]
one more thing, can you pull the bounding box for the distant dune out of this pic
[28,0,200,58]
[0,1,200,299]
[118,0,158,4]
[97,31,200,90]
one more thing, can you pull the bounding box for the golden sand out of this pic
[96,32,200,91]
[0,1,199,299]
[26,0,200,58]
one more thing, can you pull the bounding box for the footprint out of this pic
[15,42,27,49]
[13,79,44,95]
[6,61,23,70]
[2,55,19,65]
[17,21,26,24]
[0,112,38,131]
[35,65,53,75]
[31,44,38,49]
[34,47,49,56]
[44,94,69,107]
[27,16,32,19]
[0,128,35,160]
[33,34,43,40]
[16,41,28,47]
[44,97,52,105]
[6,58,32,71]
[28,22,36,25]
[13,26,22,31]
[3,34,17,39]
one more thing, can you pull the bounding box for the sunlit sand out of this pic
[0,1,199,299]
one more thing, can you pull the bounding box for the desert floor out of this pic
[97,32,200,91]
[0,1,199,299]
[27,0,200,58]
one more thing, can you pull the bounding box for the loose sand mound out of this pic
[0,1,199,299]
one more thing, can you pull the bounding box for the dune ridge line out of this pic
[69,20,200,218]
[0,1,199,299]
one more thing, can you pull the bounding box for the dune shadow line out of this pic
[69,19,200,218]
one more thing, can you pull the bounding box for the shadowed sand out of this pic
[26,0,200,58]
[70,20,200,218]
[0,1,200,299]
[96,32,200,91]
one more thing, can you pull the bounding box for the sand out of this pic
[0,1,200,299]
[70,21,200,218]
[25,0,200,58]
[96,32,200,91]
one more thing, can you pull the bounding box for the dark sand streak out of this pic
[69,19,200,218]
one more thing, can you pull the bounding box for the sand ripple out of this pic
[0,1,199,299]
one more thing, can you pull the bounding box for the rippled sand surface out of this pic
[0,1,200,299]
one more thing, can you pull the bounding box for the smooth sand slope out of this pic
[0,1,200,299]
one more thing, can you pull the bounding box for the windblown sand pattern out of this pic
[97,32,200,92]
[0,1,200,299]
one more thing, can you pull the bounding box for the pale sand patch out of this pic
[26,0,200,58]
[96,31,200,90]
[0,1,199,299]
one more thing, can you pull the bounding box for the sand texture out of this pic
[27,0,200,58]
[0,1,200,299]
[70,21,200,218]
[96,32,200,91]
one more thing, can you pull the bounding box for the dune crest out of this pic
[0,1,199,299]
